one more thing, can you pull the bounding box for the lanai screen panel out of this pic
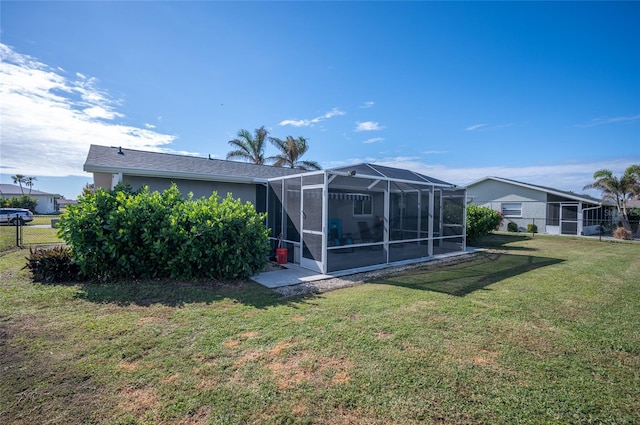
[267,179,283,240]
[284,176,301,243]
[326,174,387,273]
[389,181,423,242]
[327,175,385,245]
[434,187,466,254]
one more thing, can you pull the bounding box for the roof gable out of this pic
[84,145,305,182]
[466,176,607,205]
[0,184,59,197]
[329,163,454,186]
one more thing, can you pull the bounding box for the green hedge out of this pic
[1,195,37,212]
[466,205,503,242]
[57,184,268,281]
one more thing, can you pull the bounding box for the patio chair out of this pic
[358,221,374,243]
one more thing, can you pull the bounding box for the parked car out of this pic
[0,208,34,225]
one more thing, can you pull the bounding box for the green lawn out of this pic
[1,234,638,424]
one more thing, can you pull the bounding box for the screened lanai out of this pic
[266,164,466,274]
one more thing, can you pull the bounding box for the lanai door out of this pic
[561,204,579,235]
[300,185,324,272]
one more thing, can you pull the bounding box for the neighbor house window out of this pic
[353,198,373,216]
[501,203,522,217]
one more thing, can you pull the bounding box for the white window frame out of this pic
[501,202,522,218]
[353,198,373,217]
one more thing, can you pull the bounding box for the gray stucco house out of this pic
[84,145,466,274]
[466,176,613,236]
[84,145,303,213]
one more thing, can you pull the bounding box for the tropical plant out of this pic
[583,164,640,235]
[0,195,37,212]
[25,176,37,196]
[226,126,271,165]
[466,205,503,242]
[269,136,322,170]
[24,246,82,283]
[627,164,640,200]
[81,183,95,197]
[11,174,26,195]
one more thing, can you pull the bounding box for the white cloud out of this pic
[360,101,375,108]
[466,123,487,131]
[0,43,179,177]
[422,150,447,155]
[576,114,640,128]
[144,123,156,129]
[279,119,311,127]
[378,157,637,195]
[330,155,638,196]
[363,137,384,144]
[355,121,384,132]
[279,107,345,128]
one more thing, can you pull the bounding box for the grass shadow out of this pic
[72,278,293,309]
[470,233,538,251]
[371,252,563,296]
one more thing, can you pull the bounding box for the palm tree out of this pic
[25,176,37,196]
[11,174,26,195]
[627,164,640,200]
[584,165,640,233]
[226,126,271,165]
[269,136,322,170]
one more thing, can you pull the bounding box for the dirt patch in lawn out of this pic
[232,340,353,391]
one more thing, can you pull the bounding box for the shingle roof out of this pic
[329,163,454,186]
[0,184,59,197]
[84,145,305,183]
[466,176,610,205]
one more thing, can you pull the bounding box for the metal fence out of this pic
[0,215,64,250]
[499,215,640,238]
[2,213,637,252]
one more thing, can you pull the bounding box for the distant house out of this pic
[0,184,61,214]
[84,145,466,274]
[466,176,614,236]
[56,199,78,210]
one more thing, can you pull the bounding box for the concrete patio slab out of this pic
[251,248,481,289]
[251,263,333,288]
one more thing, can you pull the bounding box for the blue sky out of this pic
[1,1,638,200]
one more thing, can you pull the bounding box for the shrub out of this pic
[527,223,538,233]
[57,184,268,281]
[507,222,519,232]
[1,195,37,212]
[24,246,82,283]
[613,226,632,240]
[466,205,503,242]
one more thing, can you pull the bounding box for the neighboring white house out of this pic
[466,176,614,236]
[0,184,61,214]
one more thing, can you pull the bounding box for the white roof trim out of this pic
[85,165,266,185]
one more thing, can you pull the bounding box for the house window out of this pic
[353,198,373,216]
[502,203,522,217]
